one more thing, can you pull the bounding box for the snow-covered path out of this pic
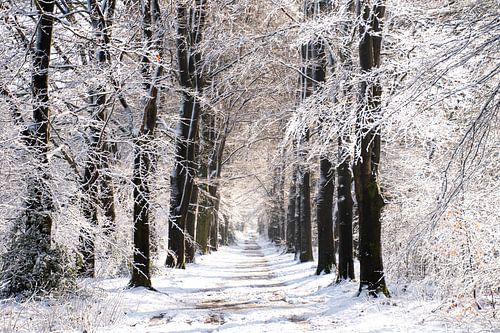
[105,233,322,332]
[92,232,490,332]
[1,232,494,332]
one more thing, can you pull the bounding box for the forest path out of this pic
[154,232,316,332]
[96,232,473,333]
[104,231,325,332]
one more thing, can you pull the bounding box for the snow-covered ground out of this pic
[1,232,497,332]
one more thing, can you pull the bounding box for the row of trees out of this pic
[0,0,234,295]
[0,0,497,316]
[265,0,389,296]
[262,0,498,306]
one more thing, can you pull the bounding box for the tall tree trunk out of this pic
[354,0,389,297]
[0,0,58,296]
[316,157,335,274]
[312,0,334,274]
[336,137,354,281]
[298,162,314,262]
[294,173,302,260]
[335,0,355,282]
[167,0,207,268]
[26,0,55,267]
[294,0,324,263]
[285,171,297,252]
[129,0,162,289]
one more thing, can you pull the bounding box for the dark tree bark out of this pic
[335,0,355,282]
[354,0,389,297]
[311,0,335,274]
[25,0,55,257]
[0,0,57,296]
[268,163,284,243]
[129,0,162,289]
[316,157,335,274]
[206,113,227,252]
[196,179,210,254]
[293,172,302,260]
[293,0,331,263]
[167,0,207,268]
[298,162,314,262]
[285,171,297,252]
[336,137,354,281]
[277,157,286,241]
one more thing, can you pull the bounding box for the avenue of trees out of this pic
[0,0,497,320]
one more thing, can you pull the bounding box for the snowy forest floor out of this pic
[1,232,497,332]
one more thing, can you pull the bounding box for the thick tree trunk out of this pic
[167,0,207,268]
[130,139,153,288]
[166,92,198,268]
[129,0,162,289]
[316,157,335,274]
[206,115,225,252]
[26,0,55,259]
[354,0,389,297]
[311,0,333,274]
[335,0,355,282]
[336,137,354,281]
